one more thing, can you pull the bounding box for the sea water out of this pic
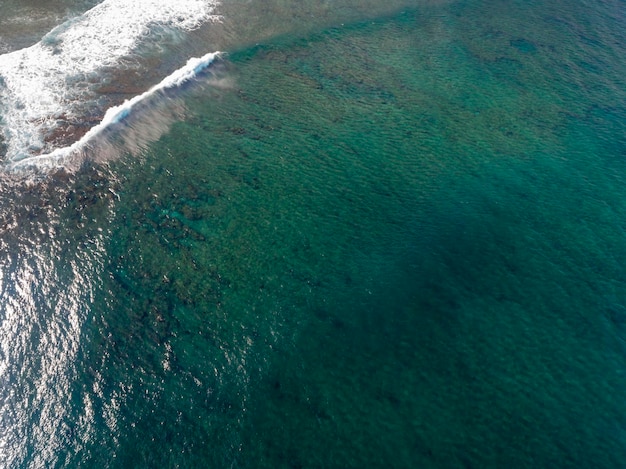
[0,0,625,467]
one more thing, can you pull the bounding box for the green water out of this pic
[4,0,626,466]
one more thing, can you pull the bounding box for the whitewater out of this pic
[0,0,220,170]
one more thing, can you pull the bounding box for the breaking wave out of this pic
[0,0,220,171]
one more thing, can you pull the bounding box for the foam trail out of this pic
[7,51,221,171]
[0,0,219,167]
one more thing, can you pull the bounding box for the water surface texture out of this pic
[1,0,625,467]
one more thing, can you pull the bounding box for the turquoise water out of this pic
[1,0,626,467]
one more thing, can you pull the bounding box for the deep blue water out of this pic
[1,0,626,467]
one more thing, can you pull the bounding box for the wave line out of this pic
[7,51,222,172]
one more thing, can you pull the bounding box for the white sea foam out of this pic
[7,51,222,171]
[0,0,219,168]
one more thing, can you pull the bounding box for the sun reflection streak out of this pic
[0,175,115,467]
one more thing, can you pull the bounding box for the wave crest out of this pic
[0,0,220,168]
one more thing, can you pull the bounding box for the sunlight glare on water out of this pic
[0,171,116,467]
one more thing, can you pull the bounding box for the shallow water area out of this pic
[0,0,416,171]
